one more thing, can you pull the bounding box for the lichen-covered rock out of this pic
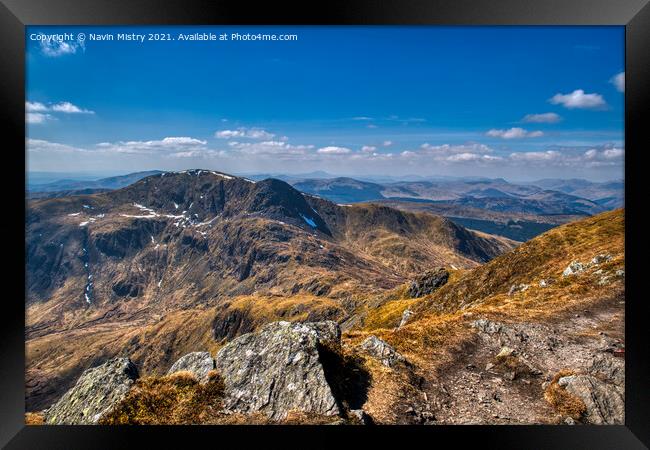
[408,268,449,298]
[360,335,405,367]
[214,321,341,420]
[45,357,139,424]
[561,375,624,424]
[563,261,585,277]
[167,352,215,383]
[590,254,612,265]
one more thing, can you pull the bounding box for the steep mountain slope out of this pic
[25,170,514,411]
[348,209,624,424]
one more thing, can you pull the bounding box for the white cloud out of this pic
[95,137,208,154]
[215,127,275,140]
[549,89,606,109]
[361,145,377,153]
[317,146,352,155]
[26,101,49,112]
[522,112,561,123]
[25,101,94,115]
[383,140,393,147]
[27,139,88,153]
[50,102,94,114]
[26,113,53,124]
[229,140,313,156]
[38,34,84,57]
[611,72,624,93]
[352,116,373,121]
[486,127,544,139]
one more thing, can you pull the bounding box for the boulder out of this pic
[167,351,215,383]
[45,357,139,424]
[561,375,624,424]
[214,321,341,420]
[408,268,449,298]
[360,335,405,367]
[563,261,585,277]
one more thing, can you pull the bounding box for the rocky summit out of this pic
[45,357,138,425]
[215,321,341,420]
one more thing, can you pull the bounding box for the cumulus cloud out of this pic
[94,137,208,154]
[317,146,352,155]
[27,139,89,154]
[509,145,624,167]
[522,112,561,123]
[611,72,624,93]
[549,89,607,109]
[38,34,84,57]
[50,102,95,114]
[215,127,275,140]
[26,102,49,112]
[486,127,544,139]
[26,113,53,124]
[26,101,94,115]
[361,145,377,153]
[383,141,393,147]
[228,140,313,157]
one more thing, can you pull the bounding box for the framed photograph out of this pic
[1,0,648,448]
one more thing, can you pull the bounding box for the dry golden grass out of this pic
[99,371,225,425]
[544,370,587,419]
[24,412,44,425]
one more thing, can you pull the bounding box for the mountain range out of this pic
[25,169,625,426]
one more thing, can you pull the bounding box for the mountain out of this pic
[354,209,624,424]
[529,178,624,209]
[29,208,625,425]
[25,170,514,411]
[28,170,164,193]
[291,177,387,204]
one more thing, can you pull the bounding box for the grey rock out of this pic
[590,254,612,265]
[615,269,625,277]
[167,351,215,383]
[398,308,413,328]
[562,375,624,424]
[360,335,405,367]
[563,261,585,277]
[215,321,341,420]
[472,319,503,335]
[45,357,138,424]
[408,268,449,298]
[564,417,576,425]
[589,354,625,387]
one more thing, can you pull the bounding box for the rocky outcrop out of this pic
[360,335,405,367]
[408,268,449,298]
[214,321,341,420]
[45,357,139,424]
[563,261,585,277]
[167,352,215,383]
[559,374,624,424]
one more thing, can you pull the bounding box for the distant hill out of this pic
[28,170,164,193]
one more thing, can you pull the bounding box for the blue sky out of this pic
[26,26,624,181]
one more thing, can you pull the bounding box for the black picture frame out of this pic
[1,0,648,448]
